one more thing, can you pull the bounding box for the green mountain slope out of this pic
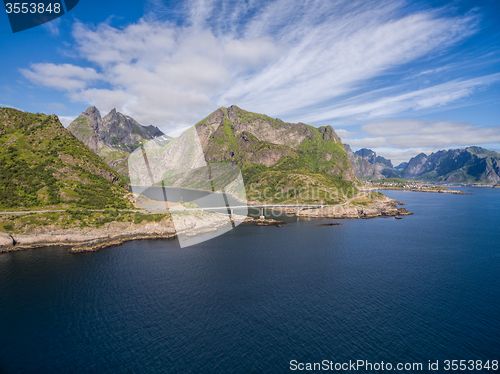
[197,106,358,203]
[0,108,132,209]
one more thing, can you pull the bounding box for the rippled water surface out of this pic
[1,187,499,373]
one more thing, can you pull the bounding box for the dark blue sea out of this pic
[1,187,499,373]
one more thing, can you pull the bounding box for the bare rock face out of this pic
[0,232,14,248]
[101,109,164,152]
[70,106,164,153]
[318,125,340,143]
[68,106,106,154]
[402,153,429,178]
[83,106,104,132]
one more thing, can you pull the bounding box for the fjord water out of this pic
[1,188,499,373]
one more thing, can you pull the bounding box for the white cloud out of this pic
[302,74,500,123]
[336,129,357,139]
[20,63,102,91]
[362,119,500,147]
[348,137,390,148]
[20,0,483,132]
[224,7,478,116]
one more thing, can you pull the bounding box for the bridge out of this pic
[182,204,326,219]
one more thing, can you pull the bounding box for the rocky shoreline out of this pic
[0,198,411,254]
[0,219,177,254]
[0,212,230,254]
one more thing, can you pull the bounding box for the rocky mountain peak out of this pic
[103,108,118,122]
[84,106,100,116]
[353,148,397,178]
[395,162,408,170]
[79,106,103,133]
[318,125,340,143]
[355,148,376,163]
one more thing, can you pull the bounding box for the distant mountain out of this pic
[68,107,165,179]
[355,148,377,163]
[343,144,384,180]
[395,162,408,171]
[130,105,358,204]
[354,148,399,178]
[401,146,500,184]
[0,108,131,209]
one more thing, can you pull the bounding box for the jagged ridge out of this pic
[68,106,165,180]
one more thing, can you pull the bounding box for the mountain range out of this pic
[2,104,499,212]
[345,145,500,184]
[69,106,500,187]
[400,147,500,184]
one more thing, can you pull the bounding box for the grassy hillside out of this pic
[194,106,359,203]
[0,108,132,210]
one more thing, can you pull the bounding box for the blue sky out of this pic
[1,0,499,164]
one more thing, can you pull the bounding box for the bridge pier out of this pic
[259,207,265,220]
